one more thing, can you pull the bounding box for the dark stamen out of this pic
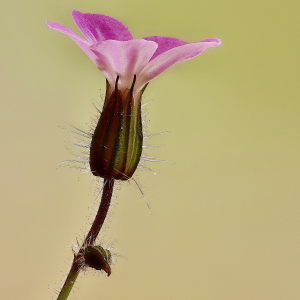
[115,76,120,91]
[130,75,137,92]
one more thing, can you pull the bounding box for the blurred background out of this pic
[1,0,300,299]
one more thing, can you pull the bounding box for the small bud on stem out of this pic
[84,245,112,276]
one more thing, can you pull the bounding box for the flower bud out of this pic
[83,245,112,276]
[90,76,146,180]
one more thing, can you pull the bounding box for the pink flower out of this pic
[46,10,221,95]
[47,11,221,180]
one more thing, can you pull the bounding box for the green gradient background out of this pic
[1,0,300,299]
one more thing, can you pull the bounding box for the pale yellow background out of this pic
[1,0,300,299]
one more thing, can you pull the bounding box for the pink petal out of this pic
[90,39,158,91]
[136,38,221,89]
[72,10,133,43]
[143,36,188,60]
[46,21,99,65]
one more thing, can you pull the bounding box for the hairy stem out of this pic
[56,179,115,300]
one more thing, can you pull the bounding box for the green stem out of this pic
[56,179,115,300]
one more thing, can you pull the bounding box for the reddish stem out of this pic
[56,179,115,300]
